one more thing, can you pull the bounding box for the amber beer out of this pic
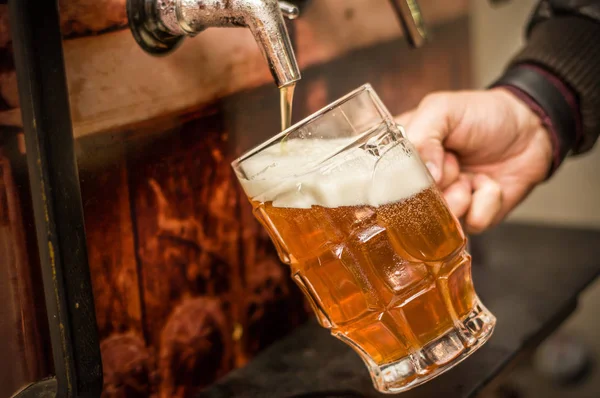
[232,85,495,393]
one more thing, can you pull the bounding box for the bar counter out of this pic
[198,223,600,398]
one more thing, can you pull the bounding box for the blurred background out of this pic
[473,1,600,397]
[474,0,600,229]
[0,0,598,397]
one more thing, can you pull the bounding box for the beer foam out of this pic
[239,138,432,208]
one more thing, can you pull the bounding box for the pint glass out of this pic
[232,85,496,393]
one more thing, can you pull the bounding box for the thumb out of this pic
[396,93,465,184]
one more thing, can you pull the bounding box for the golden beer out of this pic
[233,85,495,393]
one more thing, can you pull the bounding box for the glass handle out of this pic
[395,123,408,138]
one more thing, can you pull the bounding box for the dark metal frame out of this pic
[8,0,103,397]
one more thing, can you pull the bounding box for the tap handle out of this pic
[279,1,300,20]
[389,0,428,48]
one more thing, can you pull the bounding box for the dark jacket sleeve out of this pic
[491,0,600,175]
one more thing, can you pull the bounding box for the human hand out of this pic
[397,88,553,234]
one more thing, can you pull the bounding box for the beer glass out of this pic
[232,84,496,393]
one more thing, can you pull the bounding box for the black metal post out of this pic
[8,0,103,397]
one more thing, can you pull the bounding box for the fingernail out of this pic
[426,161,440,182]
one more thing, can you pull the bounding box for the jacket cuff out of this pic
[490,64,581,177]
[510,16,600,154]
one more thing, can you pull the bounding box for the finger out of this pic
[443,173,472,219]
[439,152,460,190]
[465,174,503,234]
[399,93,465,184]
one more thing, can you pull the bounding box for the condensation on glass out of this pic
[232,84,496,393]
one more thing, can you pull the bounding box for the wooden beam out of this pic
[59,0,128,38]
[0,2,127,45]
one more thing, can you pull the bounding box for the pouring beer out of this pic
[232,85,496,393]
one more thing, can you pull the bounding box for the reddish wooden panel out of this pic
[0,150,48,396]
[80,161,143,338]
[78,152,148,397]
[59,0,128,38]
[121,115,307,396]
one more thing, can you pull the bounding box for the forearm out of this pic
[491,14,600,175]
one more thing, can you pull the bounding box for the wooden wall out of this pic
[0,140,50,398]
[0,1,472,397]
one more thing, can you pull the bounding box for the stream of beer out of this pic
[279,83,295,153]
[280,83,295,132]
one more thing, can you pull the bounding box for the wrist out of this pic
[491,86,555,180]
[489,65,580,178]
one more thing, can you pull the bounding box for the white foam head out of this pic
[238,137,432,208]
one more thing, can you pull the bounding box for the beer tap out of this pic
[389,0,514,46]
[389,0,429,48]
[126,0,302,88]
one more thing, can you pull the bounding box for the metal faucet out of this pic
[389,0,429,48]
[126,0,301,88]
[392,0,513,48]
